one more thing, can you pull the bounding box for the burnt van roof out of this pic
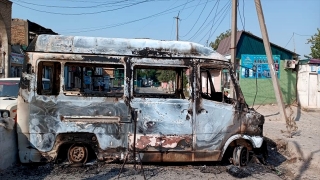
[27,35,228,61]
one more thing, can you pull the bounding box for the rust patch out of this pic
[129,134,192,151]
[140,152,193,162]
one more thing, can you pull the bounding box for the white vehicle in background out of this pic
[0,78,20,129]
[0,78,50,129]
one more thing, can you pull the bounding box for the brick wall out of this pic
[11,19,28,45]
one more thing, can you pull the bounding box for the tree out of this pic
[156,70,175,82]
[209,29,231,50]
[307,28,320,58]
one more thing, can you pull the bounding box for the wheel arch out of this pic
[220,134,264,160]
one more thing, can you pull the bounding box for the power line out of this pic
[207,0,220,43]
[130,0,180,37]
[294,32,312,37]
[197,1,231,43]
[180,0,201,21]
[180,0,209,38]
[187,0,220,41]
[198,1,231,41]
[191,1,231,43]
[285,33,294,48]
[56,0,132,3]
[12,0,155,15]
[237,0,244,30]
[12,0,135,8]
[59,0,209,33]
[179,0,189,14]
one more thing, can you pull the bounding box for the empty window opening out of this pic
[200,66,233,103]
[133,66,189,99]
[37,61,61,95]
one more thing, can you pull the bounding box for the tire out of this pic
[233,146,249,166]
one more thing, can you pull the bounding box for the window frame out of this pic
[62,62,125,97]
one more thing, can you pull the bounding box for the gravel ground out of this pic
[0,162,283,180]
[0,139,288,180]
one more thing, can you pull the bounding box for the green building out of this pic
[216,31,299,106]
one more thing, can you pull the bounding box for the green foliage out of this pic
[156,70,175,82]
[209,29,231,50]
[307,28,320,58]
[136,69,157,81]
[136,69,189,89]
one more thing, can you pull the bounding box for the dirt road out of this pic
[256,104,320,180]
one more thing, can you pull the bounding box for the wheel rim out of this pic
[233,146,248,166]
[68,144,88,163]
[240,147,248,166]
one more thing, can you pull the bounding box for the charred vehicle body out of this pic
[17,35,264,166]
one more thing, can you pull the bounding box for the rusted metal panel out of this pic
[138,152,193,162]
[128,134,192,151]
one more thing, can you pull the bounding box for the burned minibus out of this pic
[17,35,264,166]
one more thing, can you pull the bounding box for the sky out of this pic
[10,0,320,58]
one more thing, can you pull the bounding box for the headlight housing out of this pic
[1,111,10,118]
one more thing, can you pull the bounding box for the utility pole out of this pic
[254,0,288,121]
[230,0,237,98]
[174,12,180,41]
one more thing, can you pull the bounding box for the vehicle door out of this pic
[194,65,236,161]
[129,64,193,162]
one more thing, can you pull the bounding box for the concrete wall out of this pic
[0,0,12,78]
[0,126,17,170]
[240,60,297,106]
[0,0,12,42]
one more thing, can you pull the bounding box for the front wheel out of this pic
[232,146,248,166]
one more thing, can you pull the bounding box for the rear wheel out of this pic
[68,144,88,164]
[233,146,248,166]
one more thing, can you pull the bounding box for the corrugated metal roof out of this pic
[216,31,299,57]
[27,35,228,61]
